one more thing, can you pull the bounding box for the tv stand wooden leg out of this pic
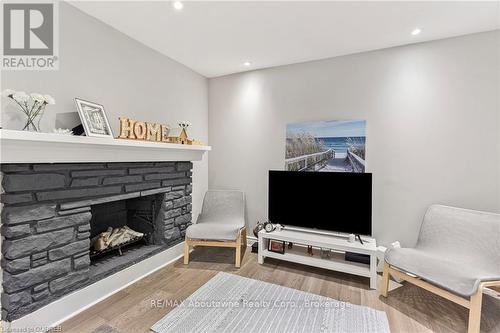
[257,234,264,264]
[258,256,263,264]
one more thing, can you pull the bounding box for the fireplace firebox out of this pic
[86,193,179,283]
[89,195,161,259]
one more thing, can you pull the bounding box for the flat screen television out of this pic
[268,171,372,236]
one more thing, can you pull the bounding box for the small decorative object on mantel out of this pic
[118,117,206,145]
[52,128,73,135]
[2,89,55,132]
[179,120,191,129]
[118,117,170,142]
[72,124,85,136]
[167,121,192,144]
[75,98,113,137]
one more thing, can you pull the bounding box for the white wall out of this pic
[208,31,500,247]
[0,2,209,220]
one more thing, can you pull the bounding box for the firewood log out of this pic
[106,227,123,246]
[108,227,130,247]
[92,226,146,250]
[123,226,144,237]
[94,235,108,251]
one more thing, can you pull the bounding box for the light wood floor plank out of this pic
[53,247,500,333]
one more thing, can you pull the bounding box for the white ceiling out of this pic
[69,1,499,78]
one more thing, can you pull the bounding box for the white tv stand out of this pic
[258,229,378,289]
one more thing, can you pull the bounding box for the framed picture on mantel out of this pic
[75,98,113,138]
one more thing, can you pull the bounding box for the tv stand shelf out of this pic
[258,229,378,289]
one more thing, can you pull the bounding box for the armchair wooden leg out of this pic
[468,286,483,333]
[235,231,242,268]
[183,239,190,265]
[380,262,390,297]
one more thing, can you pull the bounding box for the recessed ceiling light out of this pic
[173,1,183,10]
[411,28,421,36]
[243,61,251,67]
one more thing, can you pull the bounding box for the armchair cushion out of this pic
[186,190,245,241]
[385,205,500,297]
[386,248,499,297]
[186,223,243,241]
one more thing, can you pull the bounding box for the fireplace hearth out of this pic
[1,162,193,321]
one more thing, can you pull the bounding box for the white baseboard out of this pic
[246,235,257,245]
[3,242,185,332]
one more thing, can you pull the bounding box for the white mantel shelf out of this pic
[0,129,211,163]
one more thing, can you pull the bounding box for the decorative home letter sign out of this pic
[118,117,169,142]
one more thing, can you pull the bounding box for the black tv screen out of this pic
[268,171,372,235]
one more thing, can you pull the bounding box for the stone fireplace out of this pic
[1,161,193,321]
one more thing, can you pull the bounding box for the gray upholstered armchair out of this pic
[184,190,246,267]
[380,205,500,333]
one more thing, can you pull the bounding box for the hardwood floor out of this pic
[58,246,500,333]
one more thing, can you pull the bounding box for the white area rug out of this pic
[152,272,390,333]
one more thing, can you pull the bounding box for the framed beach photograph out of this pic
[75,98,113,137]
[285,120,366,173]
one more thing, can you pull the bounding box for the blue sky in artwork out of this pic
[286,120,366,138]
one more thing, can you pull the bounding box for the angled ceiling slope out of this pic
[69,1,499,78]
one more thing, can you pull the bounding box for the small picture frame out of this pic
[268,239,285,254]
[75,98,113,137]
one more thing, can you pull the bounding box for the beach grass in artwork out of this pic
[285,120,366,172]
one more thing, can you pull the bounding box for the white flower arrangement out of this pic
[13,91,30,103]
[2,89,16,98]
[30,93,45,103]
[178,120,192,129]
[44,94,56,105]
[1,89,56,131]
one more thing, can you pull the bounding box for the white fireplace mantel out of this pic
[0,129,210,163]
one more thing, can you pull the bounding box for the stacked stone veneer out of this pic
[0,162,193,321]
